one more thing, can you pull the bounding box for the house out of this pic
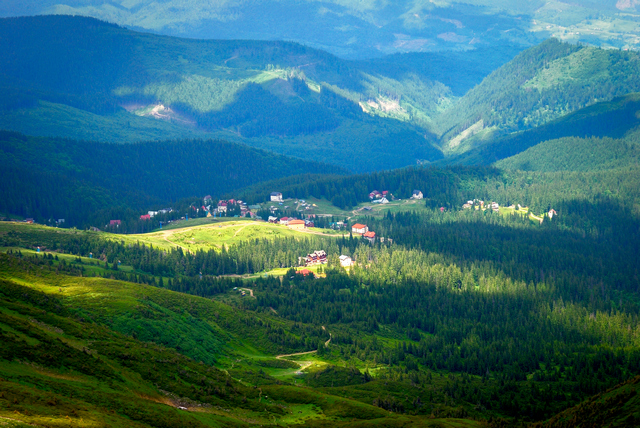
[463,203,472,209]
[363,231,376,243]
[270,192,283,202]
[304,250,327,266]
[25,218,34,224]
[440,207,446,213]
[339,255,353,267]
[548,209,558,219]
[379,197,389,204]
[305,220,315,228]
[288,219,306,230]
[57,219,65,224]
[352,223,368,235]
[280,217,290,225]
[491,202,500,212]
[228,199,236,205]
[110,220,121,226]
[148,211,158,217]
[299,269,313,277]
[411,190,423,199]
[268,216,278,223]
[203,195,212,203]
[218,202,228,213]
[140,214,151,220]
[369,190,382,199]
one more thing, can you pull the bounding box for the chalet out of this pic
[279,217,290,225]
[369,190,382,199]
[363,231,376,243]
[140,214,151,220]
[218,202,228,213]
[25,218,34,224]
[462,203,472,209]
[110,220,121,226]
[288,219,306,230]
[268,216,278,223]
[304,250,327,266]
[379,197,389,204]
[339,255,353,267]
[57,219,65,224]
[352,223,368,235]
[411,190,423,199]
[270,192,283,202]
[548,209,558,219]
[228,199,236,205]
[305,220,315,228]
[491,202,500,212]
[203,195,212,203]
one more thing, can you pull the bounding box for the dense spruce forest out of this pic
[3,9,640,428]
[0,131,345,227]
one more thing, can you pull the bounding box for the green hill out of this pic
[437,39,640,154]
[440,92,640,166]
[0,15,446,172]
[0,131,346,227]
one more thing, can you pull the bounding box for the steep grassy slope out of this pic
[0,15,445,171]
[536,376,640,428]
[0,131,346,226]
[437,39,640,153]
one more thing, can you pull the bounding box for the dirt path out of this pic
[234,224,249,237]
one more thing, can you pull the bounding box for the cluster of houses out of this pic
[369,190,391,204]
[351,223,376,243]
[268,216,315,229]
[139,208,173,221]
[463,200,499,212]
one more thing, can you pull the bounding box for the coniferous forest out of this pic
[1,10,640,428]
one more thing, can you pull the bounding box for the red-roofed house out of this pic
[288,219,306,230]
[280,217,290,225]
[110,220,121,226]
[363,231,376,243]
[352,223,368,235]
[140,214,151,220]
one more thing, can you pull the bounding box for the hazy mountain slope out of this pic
[0,15,446,171]
[441,92,640,166]
[0,131,346,226]
[437,39,640,154]
[1,1,638,58]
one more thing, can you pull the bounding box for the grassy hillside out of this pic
[0,131,346,227]
[0,15,446,171]
[437,39,640,154]
[536,376,640,428]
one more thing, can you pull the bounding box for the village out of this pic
[461,199,558,223]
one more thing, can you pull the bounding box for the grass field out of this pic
[118,219,342,252]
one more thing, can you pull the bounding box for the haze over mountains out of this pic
[2,0,640,58]
[2,5,640,428]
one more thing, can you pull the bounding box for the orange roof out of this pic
[299,269,312,275]
[364,231,376,238]
[352,223,367,229]
[288,219,305,225]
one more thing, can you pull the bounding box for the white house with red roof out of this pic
[352,223,368,235]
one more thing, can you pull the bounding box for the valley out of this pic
[1,9,640,428]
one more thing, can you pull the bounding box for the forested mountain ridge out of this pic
[0,131,345,227]
[0,14,453,172]
[437,39,640,154]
